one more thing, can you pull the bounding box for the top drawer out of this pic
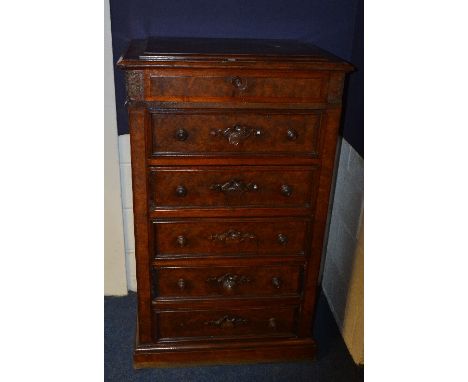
[147,69,329,103]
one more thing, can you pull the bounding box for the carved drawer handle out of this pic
[210,179,259,193]
[277,233,288,246]
[206,273,251,290]
[205,315,248,328]
[176,235,187,247]
[209,229,256,243]
[280,184,293,197]
[175,128,188,141]
[175,185,187,197]
[286,128,298,141]
[177,278,186,290]
[231,76,248,91]
[210,124,262,145]
[272,277,282,289]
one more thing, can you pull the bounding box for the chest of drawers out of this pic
[117,37,352,367]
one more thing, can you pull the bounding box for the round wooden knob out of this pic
[176,185,187,197]
[177,235,187,247]
[175,128,188,141]
[177,278,186,290]
[269,317,277,329]
[280,184,292,197]
[272,277,282,289]
[277,234,288,246]
[286,128,298,141]
[231,76,247,90]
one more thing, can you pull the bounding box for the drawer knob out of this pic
[210,124,262,145]
[269,317,277,329]
[175,185,187,197]
[272,277,282,289]
[177,278,186,290]
[286,128,298,141]
[281,184,293,197]
[210,179,259,194]
[231,76,248,91]
[176,235,187,247]
[277,233,288,246]
[175,128,188,141]
[205,315,248,328]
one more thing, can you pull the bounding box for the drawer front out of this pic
[148,69,328,103]
[154,306,298,340]
[149,166,318,209]
[153,218,308,257]
[154,265,303,298]
[150,110,322,157]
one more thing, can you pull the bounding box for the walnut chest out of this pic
[117,37,352,367]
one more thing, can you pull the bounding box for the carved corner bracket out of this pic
[125,70,144,101]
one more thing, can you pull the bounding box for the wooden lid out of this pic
[118,37,353,70]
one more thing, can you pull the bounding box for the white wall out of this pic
[104,0,128,295]
[119,135,137,291]
[322,138,364,364]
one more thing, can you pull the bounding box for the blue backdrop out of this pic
[110,0,363,157]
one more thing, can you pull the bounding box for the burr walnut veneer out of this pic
[118,37,352,367]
